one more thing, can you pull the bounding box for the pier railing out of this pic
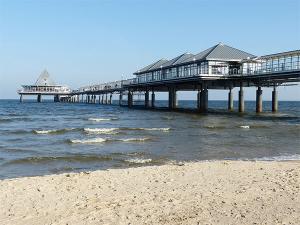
[18,86,71,94]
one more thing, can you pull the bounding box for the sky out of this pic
[0,0,300,100]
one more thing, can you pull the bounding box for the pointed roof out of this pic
[161,53,194,68]
[181,43,255,64]
[134,59,168,75]
[35,70,56,86]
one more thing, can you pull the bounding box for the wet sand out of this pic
[0,160,299,225]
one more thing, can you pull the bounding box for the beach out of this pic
[0,160,299,225]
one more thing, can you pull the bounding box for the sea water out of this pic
[0,99,299,179]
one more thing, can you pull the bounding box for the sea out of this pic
[0,99,299,179]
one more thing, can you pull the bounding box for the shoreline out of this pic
[1,160,299,224]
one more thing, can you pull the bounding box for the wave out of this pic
[120,127,171,132]
[84,128,119,134]
[117,137,152,142]
[69,137,151,144]
[253,154,300,161]
[69,138,107,144]
[88,118,118,122]
[239,125,250,129]
[0,118,13,123]
[84,127,170,134]
[4,154,113,165]
[33,128,77,134]
[125,158,152,164]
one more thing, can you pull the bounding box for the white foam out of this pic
[240,125,250,129]
[84,128,119,134]
[118,138,151,142]
[88,118,118,122]
[33,128,75,134]
[141,128,170,132]
[254,154,300,161]
[70,138,107,144]
[125,158,152,164]
[34,129,57,134]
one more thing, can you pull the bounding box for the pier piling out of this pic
[239,83,244,113]
[145,90,149,108]
[197,90,201,111]
[128,91,133,108]
[119,93,123,106]
[37,94,42,103]
[256,86,263,113]
[151,91,155,108]
[228,88,233,111]
[272,86,278,112]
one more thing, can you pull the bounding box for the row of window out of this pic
[137,62,210,83]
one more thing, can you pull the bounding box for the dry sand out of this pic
[0,160,299,225]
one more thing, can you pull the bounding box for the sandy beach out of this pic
[0,160,299,225]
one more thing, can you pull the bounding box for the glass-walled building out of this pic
[133,43,255,84]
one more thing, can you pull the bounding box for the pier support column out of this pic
[88,95,91,104]
[151,91,155,108]
[128,91,133,108]
[168,88,177,109]
[145,90,149,108]
[98,95,101,104]
[256,86,263,113]
[197,90,201,111]
[109,94,112,104]
[272,86,278,112]
[37,94,42,103]
[239,83,244,113]
[105,94,108,104]
[200,86,208,112]
[101,95,104,104]
[20,94,23,103]
[119,93,123,106]
[228,88,233,111]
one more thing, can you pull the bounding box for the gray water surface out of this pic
[0,99,299,179]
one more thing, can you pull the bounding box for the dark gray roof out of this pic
[181,43,255,64]
[134,59,168,75]
[134,43,255,75]
[161,53,194,68]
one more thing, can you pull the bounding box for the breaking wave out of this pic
[239,125,250,129]
[253,154,300,161]
[117,137,152,142]
[84,127,170,134]
[68,137,151,144]
[69,138,107,144]
[33,128,77,134]
[84,128,119,134]
[125,158,152,164]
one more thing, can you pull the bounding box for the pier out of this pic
[18,43,300,112]
[69,43,300,113]
[18,70,71,102]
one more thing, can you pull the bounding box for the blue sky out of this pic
[0,0,299,100]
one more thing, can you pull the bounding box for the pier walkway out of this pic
[68,43,300,113]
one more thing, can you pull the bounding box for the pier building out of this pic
[69,43,300,113]
[18,70,71,102]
